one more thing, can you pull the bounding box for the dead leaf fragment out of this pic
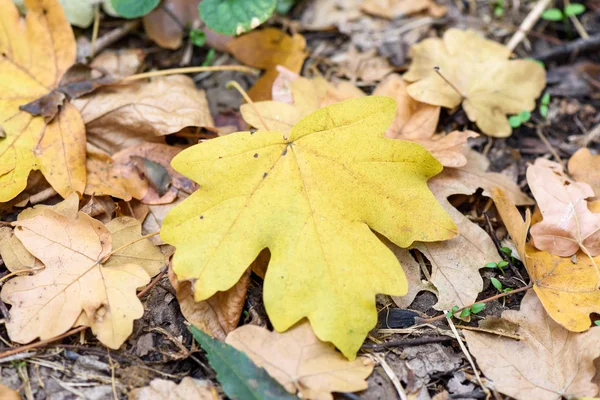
[361,0,447,19]
[527,158,600,257]
[300,0,363,30]
[226,322,374,399]
[1,210,151,348]
[91,49,145,78]
[226,28,307,101]
[143,0,201,49]
[72,75,214,154]
[332,45,393,83]
[464,290,600,400]
[129,377,217,400]
[569,148,600,197]
[404,29,546,137]
[0,384,20,400]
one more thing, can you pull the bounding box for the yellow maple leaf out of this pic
[0,0,86,202]
[161,97,457,358]
[403,29,546,137]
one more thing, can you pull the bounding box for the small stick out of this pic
[420,284,533,324]
[482,211,525,282]
[370,353,408,400]
[226,80,271,131]
[90,3,101,58]
[0,265,45,284]
[506,0,552,51]
[455,325,522,340]
[122,66,259,82]
[535,126,564,166]
[361,336,453,350]
[433,67,465,98]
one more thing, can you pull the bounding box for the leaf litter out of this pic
[2,0,600,399]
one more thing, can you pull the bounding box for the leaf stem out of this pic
[99,231,161,264]
[226,80,271,131]
[121,66,260,82]
[0,265,45,284]
[433,67,466,99]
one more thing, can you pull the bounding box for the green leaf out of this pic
[564,3,585,16]
[470,303,486,314]
[451,306,460,313]
[595,320,600,326]
[276,0,296,14]
[494,6,504,17]
[540,105,548,118]
[542,8,564,20]
[202,48,216,67]
[190,29,207,47]
[508,115,522,128]
[541,93,550,105]
[500,247,512,255]
[485,262,498,269]
[518,110,531,123]
[110,0,159,18]
[460,307,471,318]
[503,288,513,293]
[491,277,503,291]
[199,0,277,35]
[498,260,509,268]
[190,326,296,400]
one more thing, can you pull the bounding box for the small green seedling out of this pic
[202,48,216,66]
[542,3,586,21]
[446,305,460,318]
[494,0,504,17]
[190,29,207,47]
[595,320,600,326]
[447,303,485,318]
[485,260,509,275]
[491,277,512,305]
[539,93,550,118]
[508,111,531,128]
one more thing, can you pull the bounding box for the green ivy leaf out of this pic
[191,326,296,400]
[508,115,522,128]
[470,303,485,314]
[276,0,296,14]
[110,0,159,18]
[199,0,277,35]
[565,3,585,16]
[491,277,503,291]
[542,8,564,20]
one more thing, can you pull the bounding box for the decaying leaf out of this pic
[393,150,533,310]
[72,75,214,154]
[569,148,600,197]
[0,0,86,202]
[373,74,477,167]
[493,188,600,333]
[332,45,393,83]
[226,28,307,101]
[360,0,447,19]
[404,29,546,137]
[91,49,146,78]
[143,0,201,49]
[162,97,456,358]
[0,384,20,400]
[168,265,249,340]
[226,322,374,399]
[527,158,600,257]
[300,0,363,30]
[464,290,600,400]
[0,208,161,348]
[129,377,217,400]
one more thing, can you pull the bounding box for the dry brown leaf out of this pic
[80,195,117,223]
[464,290,600,400]
[226,28,307,101]
[91,49,145,77]
[403,29,546,137]
[226,322,374,399]
[129,377,217,400]
[493,188,600,332]
[527,158,600,257]
[392,151,533,310]
[143,0,201,49]
[0,384,20,400]
[168,264,249,340]
[300,0,363,30]
[332,45,393,83]
[360,0,447,18]
[569,148,600,197]
[1,209,152,348]
[72,75,214,154]
[373,74,477,167]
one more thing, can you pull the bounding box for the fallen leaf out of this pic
[569,148,600,197]
[226,28,307,101]
[1,209,151,348]
[0,227,39,272]
[72,75,214,154]
[13,0,114,28]
[464,290,600,400]
[373,73,477,167]
[332,45,393,83]
[403,29,546,137]
[129,377,217,400]
[226,322,374,399]
[91,49,146,78]
[143,0,201,49]
[161,97,456,358]
[392,150,533,310]
[0,384,20,400]
[0,0,86,201]
[527,158,600,257]
[168,264,249,340]
[493,188,600,333]
[360,0,446,19]
[300,0,363,30]
[80,195,116,223]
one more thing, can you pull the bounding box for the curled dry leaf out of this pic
[129,377,217,400]
[143,0,201,49]
[161,97,456,358]
[226,28,307,101]
[493,188,600,332]
[360,0,447,19]
[0,0,86,202]
[226,322,374,400]
[0,207,165,348]
[373,74,477,168]
[72,75,214,154]
[91,49,146,78]
[527,158,600,257]
[569,148,600,197]
[168,265,250,340]
[464,290,600,400]
[404,29,546,137]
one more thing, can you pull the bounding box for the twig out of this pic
[535,126,564,166]
[226,80,271,131]
[564,0,589,39]
[420,284,533,324]
[482,211,525,282]
[122,66,259,82]
[433,67,465,98]
[506,0,552,51]
[361,336,453,351]
[534,34,600,62]
[80,20,140,60]
[455,325,521,340]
